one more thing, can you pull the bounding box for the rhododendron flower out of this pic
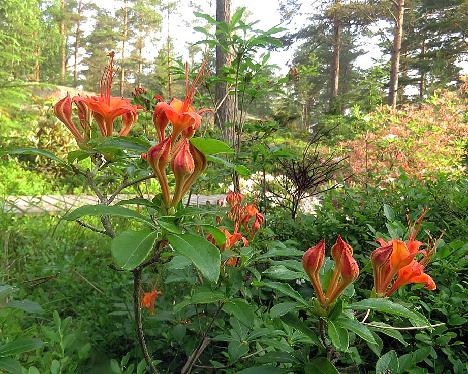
[371,209,436,297]
[153,61,211,143]
[302,236,359,307]
[220,228,248,267]
[53,51,142,143]
[75,52,141,136]
[141,289,162,315]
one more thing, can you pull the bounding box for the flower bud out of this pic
[303,240,325,280]
[303,240,326,305]
[147,137,172,206]
[153,103,169,142]
[371,245,393,296]
[226,191,243,207]
[73,96,91,135]
[180,144,207,197]
[170,139,194,207]
[53,94,84,143]
[326,236,359,305]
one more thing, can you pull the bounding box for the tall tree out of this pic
[118,0,129,96]
[82,7,119,92]
[215,0,233,134]
[329,0,342,112]
[59,0,66,83]
[388,0,405,108]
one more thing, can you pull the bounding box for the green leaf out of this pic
[5,300,43,314]
[116,198,155,208]
[367,322,409,346]
[223,299,255,328]
[0,358,22,374]
[270,302,299,319]
[0,148,64,164]
[327,320,349,352]
[190,137,234,154]
[111,230,158,270]
[90,136,151,154]
[63,204,154,226]
[235,368,285,374]
[383,204,395,221]
[280,313,322,346]
[0,285,16,299]
[228,341,249,362]
[167,233,221,283]
[191,290,225,304]
[264,265,305,280]
[348,298,430,327]
[197,224,226,246]
[376,350,399,374]
[157,216,182,234]
[0,338,43,357]
[336,318,377,345]
[262,281,308,306]
[305,357,339,374]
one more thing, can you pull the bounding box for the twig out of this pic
[72,269,104,294]
[76,220,107,235]
[108,174,155,204]
[360,309,371,323]
[364,322,445,330]
[181,303,225,374]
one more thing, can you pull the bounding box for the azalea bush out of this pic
[1,53,465,374]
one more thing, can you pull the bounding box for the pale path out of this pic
[1,194,226,216]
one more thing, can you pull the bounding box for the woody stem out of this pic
[132,240,166,374]
[133,268,158,373]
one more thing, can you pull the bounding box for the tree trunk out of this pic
[137,42,143,88]
[329,0,341,113]
[60,0,66,83]
[215,0,234,138]
[419,39,426,99]
[120,0,128,96]
[166,5,172,97]
[73,1,83,87]
[388,0,405,109]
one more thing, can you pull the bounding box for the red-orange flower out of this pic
[153,61,211,143]
[218,228,248,267]
[141,289,162,315]
[371,209,437,297]
[74,52,141,137]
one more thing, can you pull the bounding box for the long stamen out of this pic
[182,60,208,111]
[100,51,115,105]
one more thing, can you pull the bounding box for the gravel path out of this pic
[1,194,226,216]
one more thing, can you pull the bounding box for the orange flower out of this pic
[53,94,85,143]
[386,261,436,296]
[75,52,141,137]
[141,289,162,315]
[153,61,211,143]
[219,228,248,267]
[371,209,437,297]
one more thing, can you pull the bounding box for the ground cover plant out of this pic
[1,1,467,373]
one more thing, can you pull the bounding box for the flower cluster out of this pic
[303,236,359,307]
[371,209,436,297]
[53,52,141,144]
[142,63,210,209]
[209,191,264,267]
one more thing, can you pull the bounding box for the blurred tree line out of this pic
[0,0,466,123]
